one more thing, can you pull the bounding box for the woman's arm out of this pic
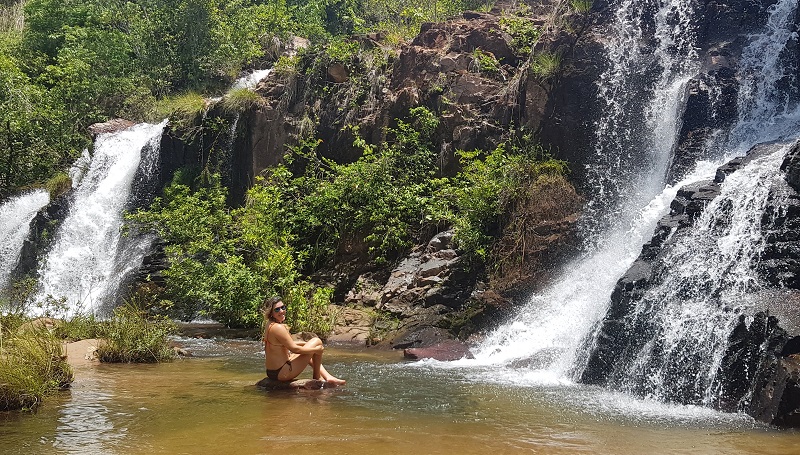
[272,324,322,354]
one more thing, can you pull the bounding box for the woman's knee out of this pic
[308,337,323,347]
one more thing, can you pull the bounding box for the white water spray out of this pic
[231,69,272,91]
[0,190,49,289]
[34,121,166,313]
[466,0,703,376]
[612,143,793,404]
[463,0,800,402]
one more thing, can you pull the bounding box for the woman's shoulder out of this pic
[266,321,290,336]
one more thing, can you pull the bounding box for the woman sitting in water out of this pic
[263,296,346,386]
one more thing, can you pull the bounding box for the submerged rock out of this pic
[255,378,338,390]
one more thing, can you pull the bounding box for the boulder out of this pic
[749,355,800,428]
[327,62,349,83]
[404,339,474,361]
[87,119,135,138]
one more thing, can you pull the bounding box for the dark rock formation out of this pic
[749,354,800,427]
[667,69,739,183]
[582,140,800,426]
[11,192,72,280]
[665,0,800,185]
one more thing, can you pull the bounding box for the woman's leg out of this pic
[277,338,345,385]
[313,361,346,385]
[276,338,323,381]
[306,338,345,385]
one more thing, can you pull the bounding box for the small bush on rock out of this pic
[95,304,176,363]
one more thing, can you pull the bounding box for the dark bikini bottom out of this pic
[266,360,292,380]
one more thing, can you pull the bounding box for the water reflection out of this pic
[54,380,125,455]
[0,339,798,455]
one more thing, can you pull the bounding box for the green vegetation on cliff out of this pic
[130,107,569,328]
[0,0,491,199]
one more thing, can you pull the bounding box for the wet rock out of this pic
[748,355,800,428]
[583,140,800,426]
[255,378,338,390]
[780,141,800,191]
[87,119,135,138]
[403,339,474,361]
[11,192,72,280]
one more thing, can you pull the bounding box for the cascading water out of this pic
[465,0,704,374]
[729,0,800,149]
[0,189,49,289]
[584,0,698,236]
[604,143,793,405]
[34,121,167,314]
[231,69,272,91]
[458,0,800,411]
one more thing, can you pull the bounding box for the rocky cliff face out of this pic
[581,141,800,426]
[152,3,590,345]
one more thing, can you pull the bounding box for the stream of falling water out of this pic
[33,121,166,314]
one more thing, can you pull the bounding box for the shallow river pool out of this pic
[1,338,798,454]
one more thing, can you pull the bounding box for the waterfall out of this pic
[0,190,49,289]
[469,0,703,372]
[466,0,800,405]
[729,0,800,149]
[605,143,792,405]
[584,0,697,237]
[231,69,272,91]
[34,121,167,314]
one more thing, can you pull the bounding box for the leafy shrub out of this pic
[450,137,569,263]
[274,55,300,79]
[95,304,176,363]
[499,14,540,55]
[128,172,335,330]
[472,48,500,74]
[283,285,336,336]
[279,107,445,267]
[0,321,73,411]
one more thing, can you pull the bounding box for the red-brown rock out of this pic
[403,340,474,361]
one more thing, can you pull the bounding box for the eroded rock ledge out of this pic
[582,142,800,427]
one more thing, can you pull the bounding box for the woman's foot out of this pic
[326,376,346,386]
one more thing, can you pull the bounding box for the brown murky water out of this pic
[1,338,798,455]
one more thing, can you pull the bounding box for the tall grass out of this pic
[221,88,263,113]
[45,172,72,200]
[0,317,73,411]
[95,304,176,363]
[531,51,562,80]
[570,0,593,13]
[0,0,25,33]
[153,92,207,128]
